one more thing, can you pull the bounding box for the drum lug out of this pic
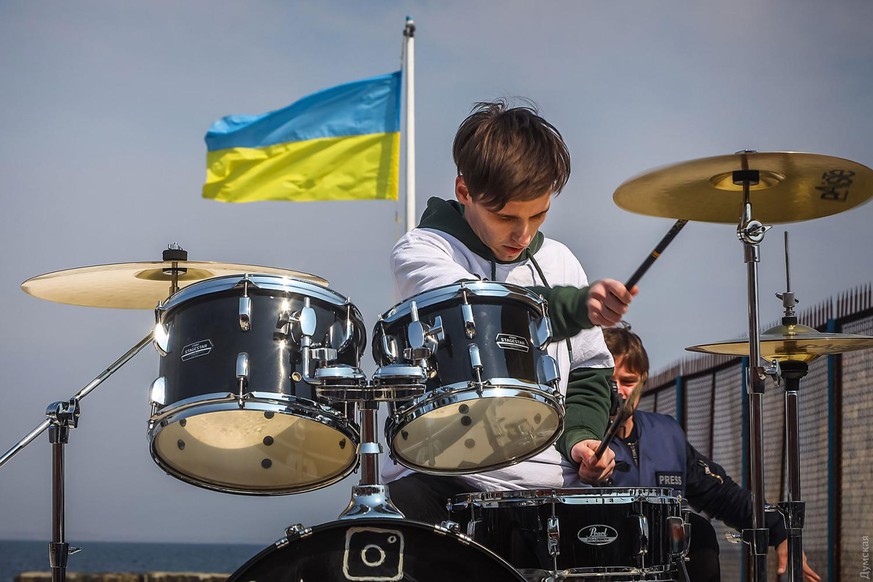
[236,352,249,399]
[149,376,167,417]
[328,306,356,353]
[152,322,170,356]
[379,321,399,362]
[632,514,650,561]
[439,519,461,534]
[465,518,481,539]
[461,303,476,338]
[530,317,552,350]
[538,354,561,388]
[468,344,485,392]
[239,296,252,331]
[667,515,688,556]
[546,515,560,557]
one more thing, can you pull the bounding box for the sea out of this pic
[0,540,267,582]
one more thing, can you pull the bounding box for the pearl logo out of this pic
[577,525,619,546]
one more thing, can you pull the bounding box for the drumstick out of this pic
[624,219,688,290]
[593,380,643,461]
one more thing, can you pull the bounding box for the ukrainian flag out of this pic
[203,71,402,202]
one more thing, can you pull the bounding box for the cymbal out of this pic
[614,151,873,223]
[21,261,328,309]
[687,323,873,362]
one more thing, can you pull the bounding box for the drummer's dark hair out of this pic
[452,98,571,210]
[603,325,649,385]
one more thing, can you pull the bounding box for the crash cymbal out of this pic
[21,261,328,309]
[687,323,873,362]
[614,151,873,224]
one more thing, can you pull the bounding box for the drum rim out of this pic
[376,280,546,323]
[148,446,359,496]
[227,518,526,581]
[157,273,355,314]
[450,487,683,509]
[148,392,360,496]
[149,390,359,433]
[388,380,563,421]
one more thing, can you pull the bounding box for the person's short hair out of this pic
[452,98,571,211]
[603,325,650,385]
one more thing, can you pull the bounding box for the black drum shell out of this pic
[373,282,549,389]
[449,487,684,575]
[157,277,364,408]
[227,518,525,581]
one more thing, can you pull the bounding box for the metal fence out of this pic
[643,284,873,581]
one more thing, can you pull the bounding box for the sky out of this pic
[1,0,872,552]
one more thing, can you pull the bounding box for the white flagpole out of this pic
[403,17,416,233]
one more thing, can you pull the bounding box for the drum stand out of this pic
[0,332,154,582]
[1,251,187,581]
[337,392,405,520]
[735,166,781,582]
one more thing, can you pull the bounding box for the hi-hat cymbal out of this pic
[687,323,873,362]
[21,261,328,309]
[614,151,873,223]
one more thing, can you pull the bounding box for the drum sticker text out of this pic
[180,340,213,362]
[343,526,405,581]
[495,333,529,352]
[577,525,619,546]
[656,471,684,488]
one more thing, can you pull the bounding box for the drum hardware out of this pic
[235,352,249,398]
[1,332,155,582]
[688,239,873,582]
[338,396,404,520]
[403,300,443,365]
[616,150,873,582]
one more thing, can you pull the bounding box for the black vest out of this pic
[609,410,687,494]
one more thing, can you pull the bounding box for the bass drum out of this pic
[227,518,525,581]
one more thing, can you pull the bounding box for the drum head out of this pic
[228,519,525,581]
[150,399,358,495]
[388,387,562,473]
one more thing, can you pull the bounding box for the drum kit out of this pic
[1,150,872,582]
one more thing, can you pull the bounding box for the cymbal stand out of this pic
[735,161,781,582]
[775,237,808,582]
[0,332,154,581]
[778,357,808,582]
[337,389,404,520]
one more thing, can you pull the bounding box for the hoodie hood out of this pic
[417,197,544,264]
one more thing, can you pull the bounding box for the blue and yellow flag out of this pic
[203,71,402,202]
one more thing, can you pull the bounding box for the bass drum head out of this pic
[228,518,525,581]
